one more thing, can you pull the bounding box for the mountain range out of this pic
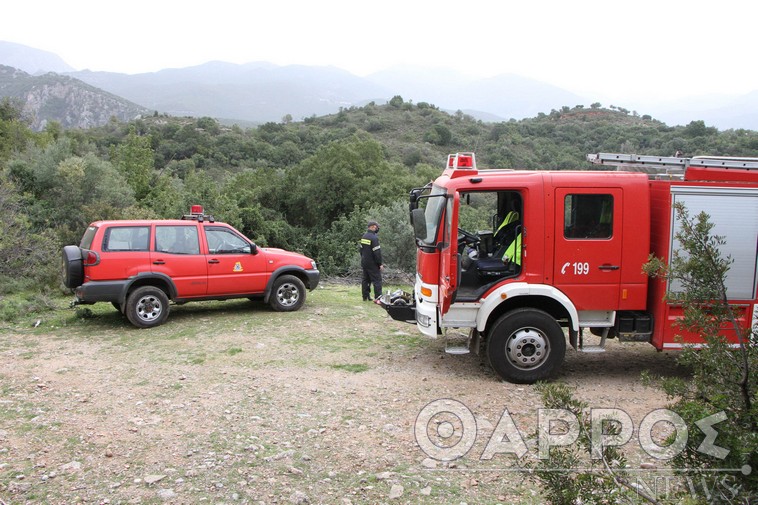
[1,40,757,131]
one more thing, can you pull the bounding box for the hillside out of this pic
[0,65,148,130]
[69,62,392,125]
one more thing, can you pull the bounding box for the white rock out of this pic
[157,488,177,500]
[421,458,438,469]
[389,484,404,499]
[59,461,82,473]
[144,474,167,485]
[289,490,309,504]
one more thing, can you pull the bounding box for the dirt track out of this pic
[0,284,688,504]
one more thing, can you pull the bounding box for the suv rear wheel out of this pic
[126,286,170,328]
[270,275,305,312]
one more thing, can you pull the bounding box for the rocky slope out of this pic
[0,65,148,130]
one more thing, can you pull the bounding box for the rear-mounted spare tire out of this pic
[62,245,84,289]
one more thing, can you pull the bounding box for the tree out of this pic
[0,175,60,291]
[424,124,452,146]
[683,120,717,138]
[0,98,34,163]
[644,203,757,503]
[111,127,155,201]
[389,95,404,108]
[281,135,412,229]
[528,383,643,505]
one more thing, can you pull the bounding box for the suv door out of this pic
[203,226,268,296]
[151,224,208,297]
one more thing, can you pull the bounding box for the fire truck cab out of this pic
[385,152,758,383]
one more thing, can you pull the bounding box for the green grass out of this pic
[329,363,370,373]
[225,347,243,356]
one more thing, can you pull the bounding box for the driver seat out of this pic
[476,223,521,279]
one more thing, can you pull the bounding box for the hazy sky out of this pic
[5,0,758,104]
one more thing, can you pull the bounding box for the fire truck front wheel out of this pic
[487,308,566,384]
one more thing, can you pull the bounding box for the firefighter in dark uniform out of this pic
[360,220,384,302]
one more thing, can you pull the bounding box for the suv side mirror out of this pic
[250,243,259,255]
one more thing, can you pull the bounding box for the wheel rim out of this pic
[505,326,550,370]
[136,294,163,322]
[276,282,300,307]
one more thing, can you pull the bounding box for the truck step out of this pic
[443,328,475,355]
[445,345,471,355]
[579,345,606,353]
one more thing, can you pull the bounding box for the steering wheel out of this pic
[458,228,479,246]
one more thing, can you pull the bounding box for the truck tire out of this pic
[487,308,566,384]
[62,245,84,289]
[269,275,305,312]
[125,286,170,328]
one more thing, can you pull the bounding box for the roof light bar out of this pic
[447,152,477,170]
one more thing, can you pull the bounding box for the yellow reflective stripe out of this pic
[502,233,522,265]
[495,211,520,233]
[360,239,372,245]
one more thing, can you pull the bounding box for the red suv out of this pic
[62,206,320,328]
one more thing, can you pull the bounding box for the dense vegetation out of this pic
[2,95,758,304]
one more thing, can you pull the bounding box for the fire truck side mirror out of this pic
[411,208,427,241]
[409,188,423,210]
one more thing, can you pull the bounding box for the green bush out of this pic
[644,204,757,503]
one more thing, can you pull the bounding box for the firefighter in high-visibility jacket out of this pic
[360,220,384,302]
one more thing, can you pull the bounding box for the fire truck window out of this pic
[155,226,200,255]
[103,226,150,252]
[458,192,498,232]
[564,194,613,239]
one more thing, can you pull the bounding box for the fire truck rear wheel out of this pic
[487,308,566,384]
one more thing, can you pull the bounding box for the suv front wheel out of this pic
[270,275,305,312]
[126,286,170,328]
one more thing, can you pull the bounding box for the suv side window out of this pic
[81,226,98,249]
[103,226,150,252]
[155,225,200,255]
[206,227,251,254]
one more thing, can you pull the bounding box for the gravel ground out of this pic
[0,283,688,504]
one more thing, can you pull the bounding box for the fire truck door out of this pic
[554,188,623,310]
[439,193,458,316]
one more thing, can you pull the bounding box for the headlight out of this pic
[310,261,317,270]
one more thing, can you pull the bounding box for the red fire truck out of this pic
[383,152,758,383]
